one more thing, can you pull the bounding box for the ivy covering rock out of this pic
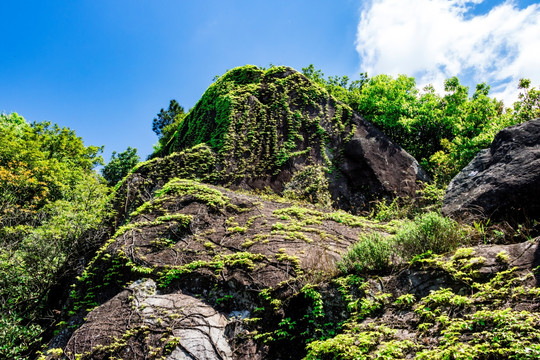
[6,66,538,359]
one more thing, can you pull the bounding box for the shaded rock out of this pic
[338,121,427,211]
[388,238,540,300]
[443,119,540,222]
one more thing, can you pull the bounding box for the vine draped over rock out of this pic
[151,65,427,212]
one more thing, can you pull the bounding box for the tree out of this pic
[513,78,540,123]
[354,74,418,144]
[301,64,368,107]
[297,68,525,183]
[152,100,185,137]
[0,113,108,358]
[101,147,140,186]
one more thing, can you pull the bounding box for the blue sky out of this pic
[1,1,539,162]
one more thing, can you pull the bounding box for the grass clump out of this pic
[337,233,395,274]
[338,212,465,275]
[395,212,465,260]
[369,197,410,222]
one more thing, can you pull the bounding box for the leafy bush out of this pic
[0,313,42,359]
[338,233,395,274]
[395,212,464,260]
[369,197,410,222]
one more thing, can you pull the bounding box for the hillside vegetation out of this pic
[1,65,539,359]
[0,113,109,358]
[301,66,540,183]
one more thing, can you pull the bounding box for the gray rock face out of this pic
[64,279,233,360]
[337,113,428,211]
[442,119,540,222]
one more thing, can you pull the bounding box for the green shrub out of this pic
[0,312,42,359]
[338,233,395,274]
[395,212,464,259]
[369,197,410,222]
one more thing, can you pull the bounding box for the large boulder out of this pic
[65,279,233,360]
[442,119,540,222]
[52,178,377,359]
[148,65,427,213]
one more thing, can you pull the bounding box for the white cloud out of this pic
[356,0,540,105]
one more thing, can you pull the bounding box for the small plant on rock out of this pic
[395,212,465,260]
[338,233,395,274]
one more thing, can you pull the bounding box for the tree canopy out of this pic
[152,99,185,138]
[101,147,140,186]
[302,66,539,183]
[0,113,108,358]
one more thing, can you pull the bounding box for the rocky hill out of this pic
[40,67,540,360]
[154,65,427,213]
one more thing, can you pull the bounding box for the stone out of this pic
[64,279,233,360]
[442,119,540,222]
[125,66,428,218]
[58,178,372,360]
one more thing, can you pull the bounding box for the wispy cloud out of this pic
[356,0,540,105]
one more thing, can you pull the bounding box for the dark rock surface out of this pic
[443,119,540,222]
[50,178,374,359]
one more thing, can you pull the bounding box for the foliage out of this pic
[0,313,42,359]
[338,233,395,274]
[0,114,102,213]
[394,212,465,260]
[0,113,108,357]
[152,99,185,138]
[362,76,513,183]
[338,212,464,275]
[369,197,410,222]
[101,146,140,186]
[513,78,540,123]
[301,64,368,107]
[302,66,538,184]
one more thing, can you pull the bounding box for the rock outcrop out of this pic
[443,118,540,222]
[41,68,540,360]
[65,279,233,360]
[47,172,540,359]
[152,65,427,212]
[52,178,379,359]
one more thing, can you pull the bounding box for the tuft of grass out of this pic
[395,212,465,260]
[369,197,410,222]
[337,233,395,274]
[339,212,466,275]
